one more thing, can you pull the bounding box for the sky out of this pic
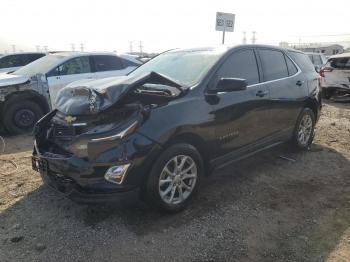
[0,0,349,54]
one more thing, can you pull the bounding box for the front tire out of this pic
[3,100,44,135]
[145,143,203,213]
[291,108,316,150]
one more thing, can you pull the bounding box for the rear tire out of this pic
[323,88,333,99]
[291,108,316,150]
[3,100,44,135]
[145,143,203,213]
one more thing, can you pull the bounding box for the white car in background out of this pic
[320,52,350,99]
[0,52,46,74]
[0,52,141,134]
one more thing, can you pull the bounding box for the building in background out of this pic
[279,42,344,56]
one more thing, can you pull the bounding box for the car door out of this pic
[208,48,273,159]
[257,48,308,137]
[91,55,131,79]
[46,56,93,108]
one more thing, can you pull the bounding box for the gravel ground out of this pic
[0,101,349,262]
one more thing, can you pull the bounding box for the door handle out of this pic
[256,90,269,97]
[296,80,304,86]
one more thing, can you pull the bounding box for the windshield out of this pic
[128,49,225,86]
[13,54,64,76]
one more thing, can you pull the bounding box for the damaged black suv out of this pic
[32,45,322,212]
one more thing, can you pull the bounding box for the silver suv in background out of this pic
[0,52,46,74]
[0,52,141,134]
[320,52,350,99]
[306,52,327,72]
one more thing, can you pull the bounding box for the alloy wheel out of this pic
[158,155,197,205]
[297,113,313,146]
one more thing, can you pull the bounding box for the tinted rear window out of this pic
[0,55,25,68]
[93,55,124,72]
[288,51,315,73]
[259,49,289,81]
[26,53,45,63]
[122,58,139,67]
[329,57,350,70]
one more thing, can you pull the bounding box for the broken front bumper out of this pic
[32,131,162,203]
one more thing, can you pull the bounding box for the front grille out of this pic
[54,125,75,140]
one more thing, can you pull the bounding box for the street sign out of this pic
[215,12,235,32]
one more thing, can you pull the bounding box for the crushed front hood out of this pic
[0,73,30,87]
[55,72,182,116]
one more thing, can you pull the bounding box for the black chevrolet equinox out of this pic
[32,45,322,212]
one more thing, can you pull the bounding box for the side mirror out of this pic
[209,78,248,94]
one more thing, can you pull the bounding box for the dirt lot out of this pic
[0,101,349,262]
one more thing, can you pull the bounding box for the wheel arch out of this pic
[304,97,321,121]
[162,132,211,176]
[2,90,50,116]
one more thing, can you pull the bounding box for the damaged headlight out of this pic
[91,121,138,142]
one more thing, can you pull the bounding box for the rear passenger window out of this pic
[93,55,124,72]
[259,49,289,81]
[285,55,298,76]
[216,49,259,85]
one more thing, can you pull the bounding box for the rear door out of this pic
[47,56,93,108]
[209,48,273,157]
[257,48,308,136]
[91,55,131,79]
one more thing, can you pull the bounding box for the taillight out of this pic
[319,66,334,77]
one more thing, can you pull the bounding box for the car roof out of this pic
[305,52,326,55]
[167,44,304,54]
[0,52,45,57]
[49,51,120,58]
[329,52,350,59]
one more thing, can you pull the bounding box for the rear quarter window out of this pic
[288,51,315,73]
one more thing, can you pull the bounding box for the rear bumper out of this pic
[322,85,350,93]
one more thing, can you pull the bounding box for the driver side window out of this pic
[215,49,260,86]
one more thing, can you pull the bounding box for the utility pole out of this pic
[71,43,75,51]
[11,44,16,53]
[242,31,247,44]
[139,41,143,56]
[80,43,84,52]
[251,31,256,44]
[129,41,133,53]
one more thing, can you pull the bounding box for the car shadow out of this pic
[1,142,349,261]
